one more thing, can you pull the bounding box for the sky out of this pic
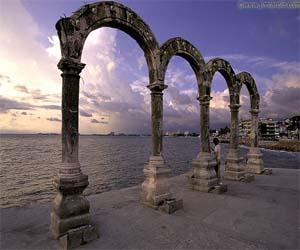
[0,0,299,134]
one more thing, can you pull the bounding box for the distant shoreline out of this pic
[1,134,299,152]
[220,139,300,152]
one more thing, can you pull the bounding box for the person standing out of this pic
[212,138,221,184]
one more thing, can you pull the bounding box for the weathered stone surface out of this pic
[263,168,273,175]
[190,152,219,192]
[53,1,265,248]
[210,184,228,194]
[83,225,99,243]
[141,156,172,209]
[58,225,99,249]
[241,174,255,183]
[159,198,183,214]
[246,150,264,174]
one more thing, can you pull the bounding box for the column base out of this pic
[189,152,220,192]
[224,151,246,181]
[141,156,182,213]
[246,148,265,174]
[57,224,98,249]
[50,173,99,246]
[210,183,228,194]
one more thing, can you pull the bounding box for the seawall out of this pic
[1,168,299,249]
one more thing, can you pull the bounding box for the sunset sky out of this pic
[0,0,299,134]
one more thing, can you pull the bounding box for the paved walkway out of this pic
[1,168,299,249]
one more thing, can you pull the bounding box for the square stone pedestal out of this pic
[159,199,184,214]
[189,152,225,193]
[141,156,183,213]
[224,155,246,181]
[246,149,265,174]
[58,225,98,249]
[50,174,99,248]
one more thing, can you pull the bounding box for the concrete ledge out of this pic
[1,168,299,250]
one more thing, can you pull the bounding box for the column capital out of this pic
[197,95,212,105]
[250,109,260,115]
[147,80,168,93]
[228,104,241,111]
[58,58,85,75]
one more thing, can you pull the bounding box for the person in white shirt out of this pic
[212,138,221,184]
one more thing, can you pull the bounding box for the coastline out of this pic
[1,168,299,250]
[220,139,300,152]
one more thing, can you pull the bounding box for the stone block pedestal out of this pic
[246,148,264,174]
[58,225,98,249]
[159,199,183,214]
[141,156,182,212]
[50,174,99,248]
[189,152,221,192]
[224,149,246,181]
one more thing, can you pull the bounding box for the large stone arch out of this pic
[201,58,246,181]
[141,37,205,210]
[204,58,238,102]
[159,37,205,82]
[158,37,221,193]
[55,1,160,82]
[51,1,170,246]
[236,72,259,110]
[236,72,264,174]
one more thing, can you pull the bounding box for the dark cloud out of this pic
[0,96,34,113]
[80,110,93,117]
[46,117,61,122]
[82,91,111,101]
[21,112,27,115]
[39,105,61,110]
[91,118,108,124]
[14,85,56,101]
[166,86,192,105]
[91,100,137,113]
[261,86,300,119]
[14,85,29,93]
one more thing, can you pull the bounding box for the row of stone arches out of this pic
[51,1,264,246]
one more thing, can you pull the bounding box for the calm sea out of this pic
[0,134,299,208]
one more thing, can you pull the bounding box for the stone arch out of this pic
[236,72,264,174]
[159,37,205,83]
[204,58,238,104]
[55,1,160,83]
[51,1,165,242]
[236,72,260,110]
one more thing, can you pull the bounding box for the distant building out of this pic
[239,119,252,139]
[258,118,279,140]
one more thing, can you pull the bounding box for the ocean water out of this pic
[0,135,299,208]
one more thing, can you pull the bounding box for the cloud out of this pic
[0,96,34,113]
[21,112,27,115]
[46,117,61,122]
[260,73,300,119]
[38,105,61,110]
[14,85,28,93]
[205,54,300,74]
[80,110,93,117]
[0,1,298,134]
[91,118,108,124]
[167,86,192,105]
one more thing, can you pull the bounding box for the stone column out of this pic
[190,95,219,192]
[50,58,97,246]
[141,81,173,209]
[224,104,246,180]
[246,109,264,174]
